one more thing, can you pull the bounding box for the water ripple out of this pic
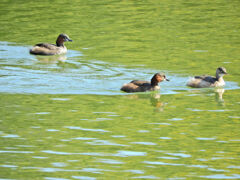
[72,176,96,180]
[72,137,97,140]
[1,134,20,138]
[51,162,68,167]
[45,177,70,180]
[199,174,240,179]
[42,150,75,155]
[0,150,34,154]
[131,142,157,145]
[96,158,124,164]
[123,170,145,174]
[196,137,216,141]
[165,152,191,158]
[0,41,212,95]
[114,150,147,157]
[86,140,127,146]
[143,161,184,166]
[133,175,158,179]
[64,126,109,133]
[42,150,107,157]
[0,164,18,168]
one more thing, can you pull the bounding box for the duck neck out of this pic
[217,76,224,83]
[56,41,64,47]
[56,37,64,47]
[216,73,223,81]
[151,78,159,87]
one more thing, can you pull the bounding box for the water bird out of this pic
[30,33,72,55]
[121,73,169,93]
[187,67,227,88]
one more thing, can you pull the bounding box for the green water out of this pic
[0,0,240,179]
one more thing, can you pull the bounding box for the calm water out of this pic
[0,0,240,179]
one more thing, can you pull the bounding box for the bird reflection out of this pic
[149,93,167,112]
[189,88,225,106]
[214,88,225,106]
[35,54,67,64]
[125,93,167,112]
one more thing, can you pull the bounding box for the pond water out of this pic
[0,0,240,179]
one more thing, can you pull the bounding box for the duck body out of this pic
[30,34,72,56]
[187,67,227,88]
[30,43,67,55]
[121,73,169,93]
[121,80,160,93]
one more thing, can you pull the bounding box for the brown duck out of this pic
[121,73,169,93]
[30,33,72,55]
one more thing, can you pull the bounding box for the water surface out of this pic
[0,0,240,179]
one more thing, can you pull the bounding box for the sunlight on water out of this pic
[0,42,239,95]
[0,0,240,179]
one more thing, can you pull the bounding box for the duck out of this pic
[121,73,169,93]
[30,33,72,55]
[187,67,227,88]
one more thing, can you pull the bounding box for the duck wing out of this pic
[35,43,57,50]
[194,75,217,83]
[130,80,150,86]
[30,43,58,55]
[121,82,152,92]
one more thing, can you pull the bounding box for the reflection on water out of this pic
[126,93,167,112]
[0,92,240,179]
[187,88,226,106]
[215,88,225,106]
[150,93,167,112]
[35,54,67,64]
[0,42,239,95]
[0,41,187,95]
[1,0,240,179]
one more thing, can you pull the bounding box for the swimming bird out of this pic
[30,33,72,55]
[121,73,169,93]
[187,67,227,88]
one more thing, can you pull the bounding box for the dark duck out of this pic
[121,73,169,93]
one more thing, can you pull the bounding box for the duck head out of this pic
[56,33,72,46]
[151,73,169,86]
[216,67,227,78]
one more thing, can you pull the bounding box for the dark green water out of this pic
[0,0,240,179]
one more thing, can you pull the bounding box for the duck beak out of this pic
[165,78,170,81]
[68,38,73,42]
